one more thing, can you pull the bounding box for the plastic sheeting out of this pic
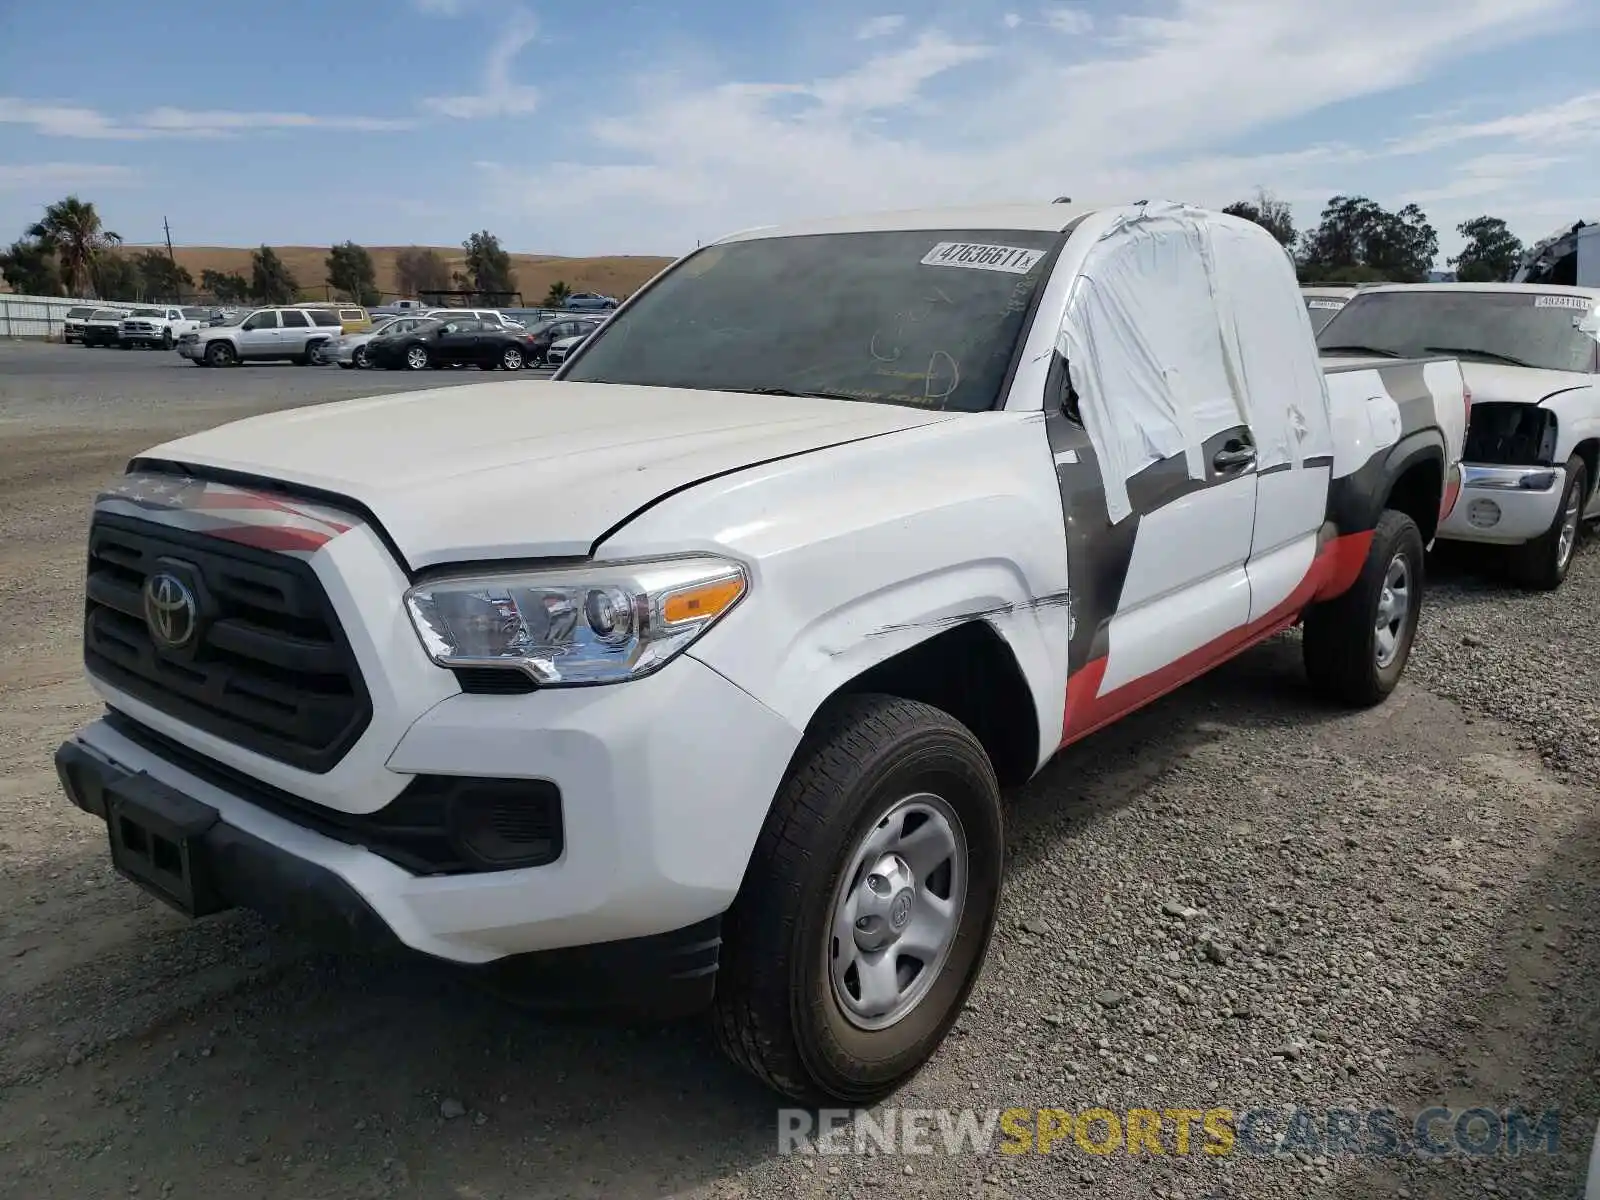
[1056,201,1333,523]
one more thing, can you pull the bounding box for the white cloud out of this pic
[1002,13,1023,29]
[1042,6,1095,34]
[0,162,138,191]
[0,96,413,138]
[421,12,541,118]
[1388,90,1600,155]
[856,14,906,39]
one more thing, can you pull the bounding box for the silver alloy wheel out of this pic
[1373,552,1411,669]
[503,346,523,369]
[1557,485,1582,572]
[827,793,968,1031]
[353,345,368,368]
[405,346,428,370]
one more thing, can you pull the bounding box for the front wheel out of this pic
[404,345,431,371]
[161,330,174,350]
[713,695,1004,1103]
[204,341,237,368]
[353,345,370,369]
[1302,509,1425,707]
[1508,456,1587,591]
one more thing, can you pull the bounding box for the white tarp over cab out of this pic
[1056,201,1334,523]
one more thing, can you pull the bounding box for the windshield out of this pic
[181,307,209,319]
[66,306,94,319]
[1318,290,1598,373]
[562,228,1060,411]
[91,309,124,321]
[1303,296,1347,334]
[130,308,164,317]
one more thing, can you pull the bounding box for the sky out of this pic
[1,0,1598,265]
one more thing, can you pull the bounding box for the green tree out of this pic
[200,268,252,303]
[0,238,61,295]
[1450,215,1523,283]
[1296,195,1438,284]
[542,280,572,307]
[132,249,194,301]
[250,245,299,304]
[27,195,122,296]
[325,240,380,305]
[91,252,139,301]
[461,230,517,302]
[1222,189,1296,248]
[395,245,451,296]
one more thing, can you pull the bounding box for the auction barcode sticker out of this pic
[1307,300,1347,310]
[1534,295,1592,310]
[921,242,1047,274]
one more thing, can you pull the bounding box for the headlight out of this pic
[403,556,748,685]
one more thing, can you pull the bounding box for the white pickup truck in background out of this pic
[1318,283,1600,589]
[119,305,205,350]
[55,201,1467,1103]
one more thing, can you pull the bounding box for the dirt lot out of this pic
[2,340,1598,1200]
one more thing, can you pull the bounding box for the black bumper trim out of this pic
[54,737,721,1016]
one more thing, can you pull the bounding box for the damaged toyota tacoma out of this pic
[56,202,1468,1103]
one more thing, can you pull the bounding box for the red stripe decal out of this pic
[1060,530,1373,747]
[205,524,332,553]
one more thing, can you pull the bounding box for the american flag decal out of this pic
[95,472,362,558]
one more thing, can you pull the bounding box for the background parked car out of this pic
[1301,285,1355,333]
[325,314,433,369]
[61,306,95,344]
[79,308,131,347]
[422,307,525,330]
[178,306,340,367]
[294,302,372,335]
[119,305,204,350]
[543,329,594,365]
[562,292,618,311]
[522,315,603,364]
[366,315,537,371]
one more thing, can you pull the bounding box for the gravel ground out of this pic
[1,340,1597,1200]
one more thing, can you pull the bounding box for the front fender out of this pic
[595,411,1072,762]
[1542,384,1600,462]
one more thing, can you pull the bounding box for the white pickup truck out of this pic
[119,305,205,350]
[55,202,1468,1103]
[1318,283,1600,588]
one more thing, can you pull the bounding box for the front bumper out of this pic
[61,650,799,966]
[177,340,205,359]
[1436,463,1565,544]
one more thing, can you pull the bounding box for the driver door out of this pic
[237,310,280,358]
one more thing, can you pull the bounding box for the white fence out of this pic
[0,292,120,339]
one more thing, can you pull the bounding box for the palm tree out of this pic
[28,196,122,298]
[542,280,572,307]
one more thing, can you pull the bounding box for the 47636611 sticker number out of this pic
[921,242,1047,274]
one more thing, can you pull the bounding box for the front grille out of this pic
[106,710,562,874]
[84,513,371,774]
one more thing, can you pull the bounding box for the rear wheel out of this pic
[1302,509,1424,707]
[500,345,525,371]
[1508,456,1587,591]
[713,695,1004,1103]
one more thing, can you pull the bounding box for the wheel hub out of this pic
[851,854,916,953]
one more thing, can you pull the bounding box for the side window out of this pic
[242,311,277,331]
[280,310,310,328]
[309,310,341,327]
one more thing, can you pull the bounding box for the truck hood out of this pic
[1458,362,1593,406]
[136,380,959,568]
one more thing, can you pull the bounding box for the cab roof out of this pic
[713,203,1107,243]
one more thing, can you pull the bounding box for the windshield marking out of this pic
[920,242,1047,274]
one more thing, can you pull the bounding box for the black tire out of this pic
[204,341,237,368]
[161,330,174,350]
[118,341,131,350]
[404,344,431,371]
[713,694,1004,1104]
[353,345,369,369]
[500,345,525,371]
[1507,456,1587,591]
[1303,509,1425,707]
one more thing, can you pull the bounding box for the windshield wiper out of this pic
[735,386,871,403]
[1318,344,1404,358]
[1422,345,1537,369]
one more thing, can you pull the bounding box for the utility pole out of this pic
[163,216,183,303]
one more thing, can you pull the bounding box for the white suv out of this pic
[178,306,343,367]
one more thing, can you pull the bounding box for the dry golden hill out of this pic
[124,244,677,305]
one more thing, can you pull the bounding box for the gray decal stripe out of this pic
[1046,412,1133,674]
[1124,425,1256,513]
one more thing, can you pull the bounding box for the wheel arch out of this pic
[1571,437,1600,501]
[1380,432,1447,544]
[804,620,1041,789]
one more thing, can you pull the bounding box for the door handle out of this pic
[1213,444,1257,471]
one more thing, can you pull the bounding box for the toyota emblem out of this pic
[143,573,198,650]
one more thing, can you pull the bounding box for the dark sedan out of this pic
[521,316,604,364]
[365,316,538,372]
